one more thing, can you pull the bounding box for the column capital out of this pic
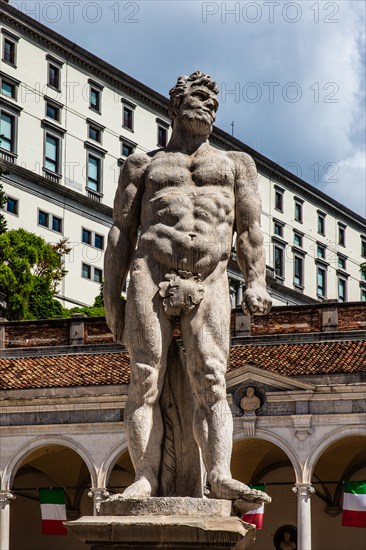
[0,491,16,506]
[292,483,315,497]
[88,488,110,512]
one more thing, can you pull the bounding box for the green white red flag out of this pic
[342,481,366,528]
[39,488,67,535]
[242,484,265,530]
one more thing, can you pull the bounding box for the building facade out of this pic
[1,0,366,309]
[0,302,365,550]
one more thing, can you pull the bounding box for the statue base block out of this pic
[66,515,255,549]
[66,497,257,549]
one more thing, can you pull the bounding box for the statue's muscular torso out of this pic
[136,144,237,279]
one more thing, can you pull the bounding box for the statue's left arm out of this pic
[231,152,272,315]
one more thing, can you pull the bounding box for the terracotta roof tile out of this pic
[0,341,365,390]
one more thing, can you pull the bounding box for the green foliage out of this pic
[361,262,366,274]
[64,283,105,318]
[0,229,70,320]
[0,166,8,235]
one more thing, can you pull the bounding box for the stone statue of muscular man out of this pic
[104,71,272,503]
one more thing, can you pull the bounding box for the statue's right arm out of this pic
[103,154,148,343]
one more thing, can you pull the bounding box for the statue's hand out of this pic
[242,286,272,316]
[105,299,126,344]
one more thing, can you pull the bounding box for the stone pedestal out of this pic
[66,497,257,549]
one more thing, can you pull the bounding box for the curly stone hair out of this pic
[169,71,219,121]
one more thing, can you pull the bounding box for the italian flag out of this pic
[242,484,265,530]
[342,481,366,528]
[39,488,67,535]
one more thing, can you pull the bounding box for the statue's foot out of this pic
[120,478,155,499]
[209,478,271,503]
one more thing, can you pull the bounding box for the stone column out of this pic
[0,491,16,550]
[292,483,315,550]
[88,488,110,514]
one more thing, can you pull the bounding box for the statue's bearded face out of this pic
[176,86,218,132]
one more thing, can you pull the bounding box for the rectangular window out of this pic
[275,189,283,212]
[338,224,346,246]
[94,233,104,250]
[338,255,346,270]
[123,106,133,130]
[122,142,134,157]
[48,64,60,90]
[294,201,303,223]
[338,278,346,302]
[6,197,18,215]
[0,112,15,152]
[87,155,101,192]
[362,271,366,282]
[361,288,366,302]
[274,246,284,278]
[52,215,62,233]
[274,222,283,237]
[90,88,100,112]
[318,213,325,235]
[293,232,303,247]
[82,228,92,245]
[1,79,15,98]
[362,238,366,258]
[317,244,326,259]
[294,256,303,287]
[158,125,167,147]
[82,263,91,279]
[3,38,15,65]
[38,210,49,227]
[46,102,60,121]
[317,267,326,297]
[45,134,59,173]
[94,267,103,283]
[88,124,101,142]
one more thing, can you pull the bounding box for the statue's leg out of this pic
[123,263,173,498]
[180,273,268,502]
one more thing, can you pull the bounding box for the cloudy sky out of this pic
[9,0,366,217]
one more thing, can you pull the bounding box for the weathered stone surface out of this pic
[99,496,232,517]
[103,70,272,503]
[66,515,255,549]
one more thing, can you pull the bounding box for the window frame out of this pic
[294,198,303,223]
[88,79,103,114]
[338,276,347,303]
[45,97,63,123]
[1,30,19,67]
[82,227,105,250]
[361,237,366,258]
[274,186,284,213]
[338,223,346,247]
[0,109,15,153]
[121,98,136,131]
[86,153,102,193]
[317,266,327,298]
[274,244,285,280]
[44,132,60,175]
[293,231,303,248]
[87,119,105,144]
[293,254,304,288]
[120,136,137,158]
[0,73,20,100]
[317,244,326,260]
[82,262,103,283]
[5,195,18,216]
[317,211,326,235]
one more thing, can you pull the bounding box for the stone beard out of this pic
[104,71,272,503]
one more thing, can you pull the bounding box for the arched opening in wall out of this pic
[106,449,135,495]
[311,435,366,550]
[231,438,297,550]
[10,444,93,550]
